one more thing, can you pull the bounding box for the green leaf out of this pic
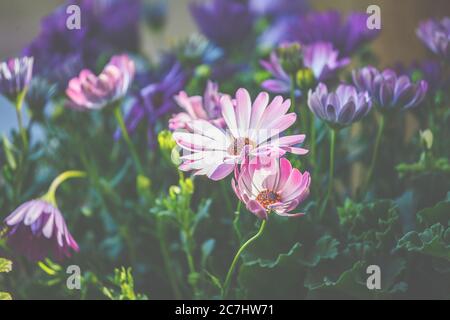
[0,292,12,300]
[2,135,16,170]
[338,200,401,251]
[298,235,340,268]
[0,258,12,273]
[397,223,450,261]
[238,243,308,299]
[417,199,450,228]
[201,239,215,267]
[204,270,222,290]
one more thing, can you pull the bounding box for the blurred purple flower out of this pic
[308,83,372,128]
[260,42,348,94]
[353,66,428,111]
[417,17,450,62]
[169,81,226,132]
[261,10,379,57]
[118,63,187,147]
[0,57,34,101]
[260,51,292,94]
[190,0,254,49]
[3,199,79,261]
[66,55,135,110]
[24,0,141,88]
[396,60,449,96]
[249,0,309,18]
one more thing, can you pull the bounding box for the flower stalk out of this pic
[320,128,337,219]
[222,218,267,299]
[362,113,386,196]
[113,104,145,176]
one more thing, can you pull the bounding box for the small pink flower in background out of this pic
[66,54,135,110]
[169,81,226,132]
[232,157,311,220]
[173,88,308,181]
[3,199,79,261]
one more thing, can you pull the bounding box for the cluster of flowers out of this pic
[0,0,447,265]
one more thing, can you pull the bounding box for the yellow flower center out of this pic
[256,190,281,209]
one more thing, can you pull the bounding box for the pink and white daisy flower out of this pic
[173,88,308,180]
[232,157,311,220]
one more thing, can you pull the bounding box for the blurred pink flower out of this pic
[232,157,311,220]
[169,81,226,132]
[3,199,79,261]
[173,88,308,181]
[66,54,135,110]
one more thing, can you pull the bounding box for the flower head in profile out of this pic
[0,56,34,101]
[232,157,311,220]
[169,81,226,132]
[308,83,372,129]
[173,88,308,180]
[66,54,135,110]
[352,66,428,111]
[416,17,450,62]
[3,199,79,261]
[303,42,350,81]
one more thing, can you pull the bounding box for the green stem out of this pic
[290,75,296,114]
[320,128,336,220]
[233,201,242,243]
[183,229,200,298]
[15,91,28,152]
[157,219,183,299]
[363,114,385,196]
[46,171,87,203]
[310,111,317,167]
[113,105,144,176]
[222,219,267,299]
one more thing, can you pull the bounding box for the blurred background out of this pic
[0,0,449,132]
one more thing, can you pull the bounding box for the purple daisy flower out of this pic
[0,57,34,101]
[118,62,187,147]
[3,199,79,261]
[353,66,428,111]
[308,83,372,128]
[190,0,254,49]
[416,17,450,62]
